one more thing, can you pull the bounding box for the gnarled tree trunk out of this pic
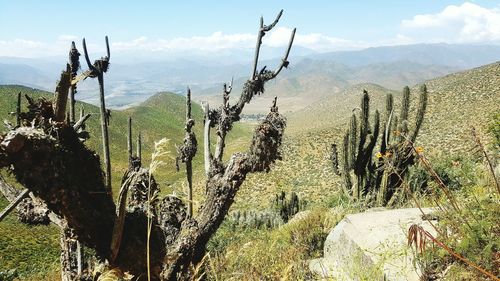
[0,10,295,280]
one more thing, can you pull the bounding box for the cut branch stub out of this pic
[53,64,72,122]
[176,88,197,218]
[69,41,81,123]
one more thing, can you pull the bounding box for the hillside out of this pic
[233,62,500,210]
[0,85,253,193]
[289,61,500,151]
[197,60,458,114]
[0,84,255,278]
[0,61,498,279]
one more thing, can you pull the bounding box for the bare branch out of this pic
[176,88,197,217]
[263,9,283,31]
[82,38,97,73]
[202,102,212,177]
[105,35,110,60]
[251,10,284,79]
[110,174,134,263]
[0,188,29,222]
[73,113,91,131]
[81,36,112,192]
[269,28,296,79]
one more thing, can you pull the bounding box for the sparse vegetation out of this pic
[337,85,427,205]
[407,133,499,280]
[0,6,498,281]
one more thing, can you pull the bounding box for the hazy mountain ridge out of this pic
[197,59,457,114]
[1,43,498,108]
[311,43,500,68]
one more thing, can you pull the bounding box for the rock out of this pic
[309,207,437,280]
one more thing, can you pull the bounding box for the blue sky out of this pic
[1,1,499,58]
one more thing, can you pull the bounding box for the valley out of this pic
[1,59,498,279]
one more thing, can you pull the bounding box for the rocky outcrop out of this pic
[310,208,437,281]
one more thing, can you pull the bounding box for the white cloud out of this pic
[265,27,367,51]
[109,28,365,54]
[3,3,500,59]
[0,39,47,57]
[401,2,500,43]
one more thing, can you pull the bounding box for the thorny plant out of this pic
[408,224,499,281]
[382,130,500,280]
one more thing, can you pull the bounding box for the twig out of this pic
[73,113,91,131]
[408,224,499,281]
[471,127,500,195]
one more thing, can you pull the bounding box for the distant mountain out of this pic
[311,43,500,68]
[0,63,53,89]
[196,59,457,114]
[0,43,498,108]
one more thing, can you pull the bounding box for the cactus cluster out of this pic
[226,191,307,230]
[228,210,284,230]
[338,85,428,205]
[274,191,307,222]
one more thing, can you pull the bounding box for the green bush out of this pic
[408,154,478,193]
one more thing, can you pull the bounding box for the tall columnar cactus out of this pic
[274,191,302,222]
[330,144,340,176]
[339,86,428,205]
[341,90,380,199]
[376,85,428,205]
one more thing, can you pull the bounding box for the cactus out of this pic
[274,191,303,222]
[376,85,428,204]
[341,90,380,199]
[339,86,428,205]
[330,144,340,175]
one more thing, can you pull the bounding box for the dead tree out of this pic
[137,132,142,161]
[82,36,112,193]
[69,41,81,123]
[176,88,197,217]
[0,10,294,280]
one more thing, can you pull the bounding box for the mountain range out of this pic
[1,43,499,109]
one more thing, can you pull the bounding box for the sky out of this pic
[1,1,499,58]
